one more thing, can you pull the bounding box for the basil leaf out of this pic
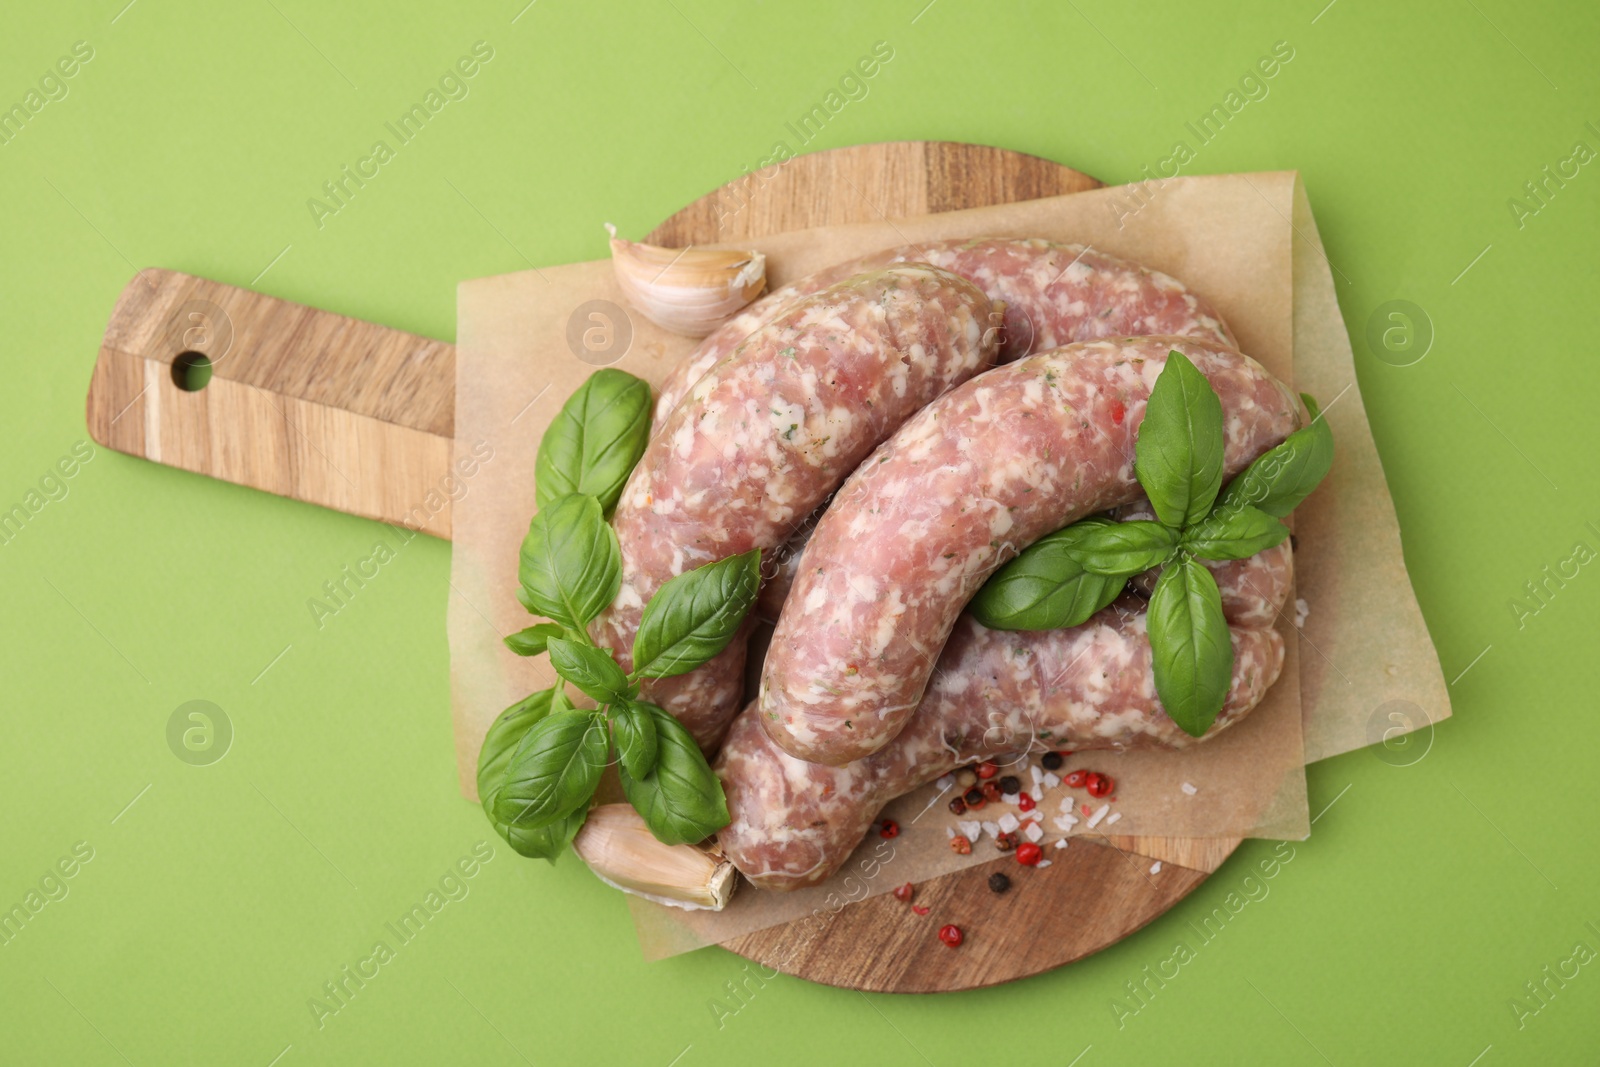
[1063,520,1177,576]
[1134,351,1226,528]
[502,623,565,657]
[477,689,586,859]
[517,494,621,631]
[535,369,652,516]
[491,709,610,830]
[618,703,730,845]
[545,637,634,705]
[1148,556,1234,738]
[1182,504,1290,561]
[1216,393,1335,519]
[632,550,762,678]
[969,517,1126,631]
[609,700,659,780]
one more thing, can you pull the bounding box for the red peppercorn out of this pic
[879,819,900,839]
[1086,772,1113,798]
[980,781,1003,803]
[950,835,972,855]
[1017,792,1036,812]
[938,924,964,947]
[893,882,914,903]
[976,761,998,780]
[1016,842,1043,866]
[948,795,968,816]
[994,831,1018,852]
[1064,769,1088,789]
[912,903,930,916]
[964,787,985,809]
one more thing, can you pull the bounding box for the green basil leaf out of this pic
[632,550,762,678]
[1182,504,1290,561]
[1063,520,1177,576]
[1215,393,1335,519]
[478,689,587,859]
[535,369,652,516]
[1148,556,1234,738]
[491,709,610,830]
[517,494,621,631]
[609,700,659,780]
[969,517,1126,631]
[1134,351,1226,528]
[545,637,634,705]
[618,703,730,845]
[502,623,565,657]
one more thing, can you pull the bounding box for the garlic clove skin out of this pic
[607,225,766,338]
[571,803,738,911]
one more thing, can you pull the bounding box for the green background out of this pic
[3,0,1596,1063]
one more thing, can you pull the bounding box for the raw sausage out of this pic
[759,336,1302,765]
[652,238,1236,432]
[593,265,1000,747]
[720,574,1289,889]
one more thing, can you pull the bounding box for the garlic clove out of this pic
[571,803,738,911]
[607,224,766,338]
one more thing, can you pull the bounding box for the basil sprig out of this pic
[535,368,652,516]
[971,352,1333,738]
[478,370,762,861]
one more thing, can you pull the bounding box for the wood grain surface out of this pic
[82,139,1241,991]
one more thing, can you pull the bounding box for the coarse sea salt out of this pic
[1022,822,1044,843]
[1036,859,1052,869]
[1294,597,1311,628]
[1030,766,1046,789]
[1054,838,1069,849]
[1059,796,1075,812]
[1020,809,1042,822]
[1087,804,1110,829]
[1052,815,1075,831]
[1105,812,1122,826]
[936,774,956,792]
[1181,782,1198,796]
[945,826,955,838]
[981,821,1000,840]
[997,812,1020,833]
[1042,772,1061,789]
[959,820,982,841]
[1149,861,1162,875]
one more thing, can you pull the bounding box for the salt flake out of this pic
[1180,782,1198,796]
[1149,861,1162,875]
[997,812,1020,833]
[1087,804,1110,829]
[1022,822,1044,843]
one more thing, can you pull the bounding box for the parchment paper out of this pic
[450,171,1448,958]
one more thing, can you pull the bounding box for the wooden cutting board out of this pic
[84,140,1240,993]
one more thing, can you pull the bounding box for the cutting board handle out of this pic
[85,269,457,538]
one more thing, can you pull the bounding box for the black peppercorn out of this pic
[988,872,1012,894]
[964,787,984,807]
[998,775,1021,795]
[1041,751,1064,771]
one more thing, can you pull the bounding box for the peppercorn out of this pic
[950,834,971,855]
[994,831,1018,852]
[980,781,1003,803]
[1064,769,1088,789]
[912,903,930,916]
[948,795,968,816]
[976,760,998,780]
[879,819,900,839]
[988,872,1012,894]
[963,787,985,809]
[893,882,914,903]
[1016,842,1043,866]
[938,924,964,947]
[1086,772,1113,798]
[998,775,1021,795]
[1017,792,1036,812]
[1041,751,1063,771]
[955,768,978,788]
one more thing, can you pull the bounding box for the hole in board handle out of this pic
[172,351,213,392]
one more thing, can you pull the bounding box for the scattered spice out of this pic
[994,831,1018,853]
[912,903,930,916]
[950,835,971,855]
[1016,842,1043,866]
[980,781,1003,803]
[975,761,998,780]
[1086,772,1113,798]
[938,924,964,947]
[1064,769,1088,789]
[948,795,968,816]
[963,787,986,810]
[988,872,1012,894]
[878,819,900,839]
[1041,752,1063,771]
[1017,792,1036,812]
[998,775,1021,795]
[893,882,914,903]
[955,768,978,789]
